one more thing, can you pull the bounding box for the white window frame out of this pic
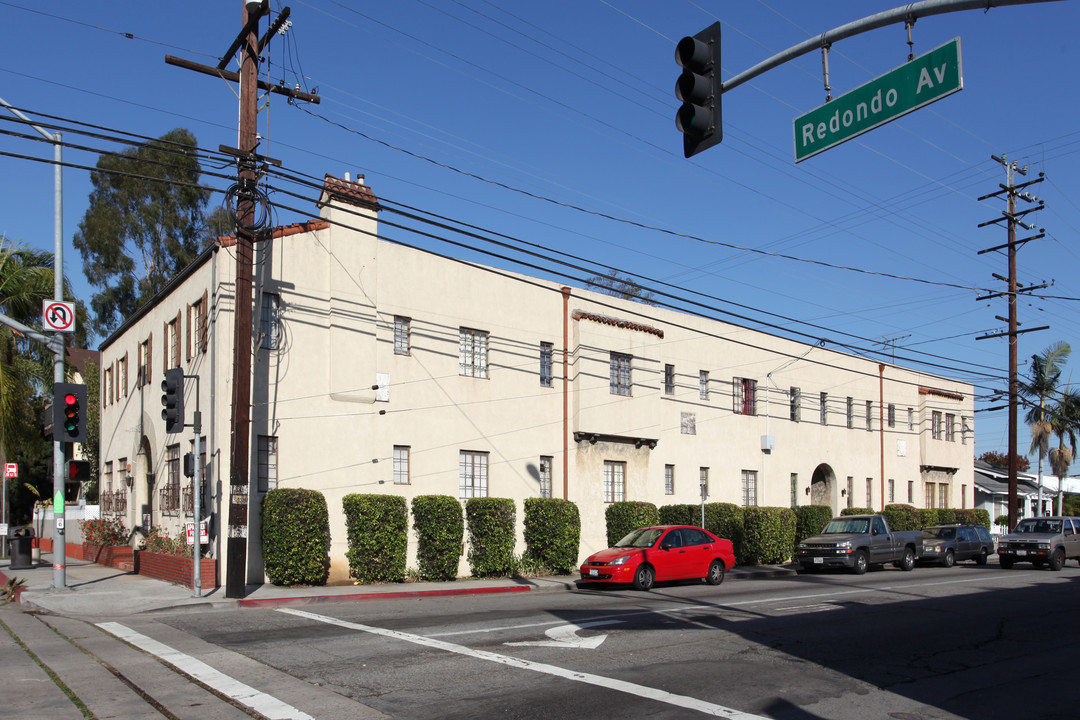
[540,342,554,388]
[459,328,489,378]
[664,364,675,395]
[540,456,553,498]
[459,450,488,498]
[741,469,757,507]
[665,464,675,495]
[610,353,632,396]
[734,378,756,415]
[603,460,625,503]
[394,316,411,356]
[260,293,281,350]
[257,435,278,492]
[393,445,410,485]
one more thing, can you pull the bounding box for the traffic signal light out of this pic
[161,367,185,433]
[54,382,87,443]
[675,22,722,158]
[67,459,91,482]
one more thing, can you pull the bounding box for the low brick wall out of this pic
[134,551,217,590]
[82,543,134,569]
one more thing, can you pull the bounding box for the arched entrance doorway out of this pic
[810,463,835,509]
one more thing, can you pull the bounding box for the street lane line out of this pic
[278,607,767,719]
[97,622,314,720]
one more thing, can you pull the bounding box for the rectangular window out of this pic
[888,404,896,428]
[945,413,955,442]
[664,464,675,495]
[790,387,801,422]
[888,478,895,503]
[866,400,873,431]
[104,461,113,494]
[733,378,757,415]
[699,370,709,400]
[741,470,757,507]
[907,480,914,503]
[188,297,206,360]
[166,316,180,369]
[118,354,128,398]
[459,450,488,498]
[925,482,936,509]
[394,316,411,355]
[846,397,854,429]
[939,483,949,509]
[664,364,675,395]
[961,417,970,445]
[820,392,828,425]
[459,328,489,378]
[610,352,632,396]
[393,446,410,485]
[540,456,553,498]
[103,366,113,407]
[603,460,626,503]
[260,293,280,350]
[932,411,942,440]
[790,473,798,508]
[908,408,914,431]
[540,342,553,387]
[165,444,180,511]
[257,435,278,492]
[139,338,151,387]
[846,477,854,508]
[866,477,873,507]
[700,467,709,500]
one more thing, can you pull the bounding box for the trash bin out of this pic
[8,526,35,570]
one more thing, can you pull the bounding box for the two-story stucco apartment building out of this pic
[97,174,974,586]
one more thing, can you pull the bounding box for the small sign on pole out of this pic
[42,300,76,333]
[4,463,17,478]
[186,520,210,544]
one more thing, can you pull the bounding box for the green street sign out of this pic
[794,38,962,162]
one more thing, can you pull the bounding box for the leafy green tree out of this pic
[585,270,656,304]
[73,128,219,336]
[1047,388,1079,515]
[978,451,1029,473]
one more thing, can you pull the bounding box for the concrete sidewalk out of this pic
[2,552,796,619]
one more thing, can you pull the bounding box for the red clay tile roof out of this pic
[319,174,379,209]
[572,310,664,338]
[217,219,331,247]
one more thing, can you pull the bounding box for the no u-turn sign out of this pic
[43,300,76,333]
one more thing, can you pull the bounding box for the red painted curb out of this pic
[237,583,532,608]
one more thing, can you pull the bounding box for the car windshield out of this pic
[923,527,956,540]
[614,528,664,548]
[1014,519,1061,534]
[822,518,869,534]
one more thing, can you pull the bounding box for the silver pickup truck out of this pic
[997,516,1080,570]
[796,514,923,575]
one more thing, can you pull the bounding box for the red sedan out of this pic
[579,525,736,591]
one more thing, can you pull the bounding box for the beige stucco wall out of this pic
[98,180,976,588]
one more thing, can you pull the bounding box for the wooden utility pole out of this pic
[976,155,1048,530]
[166,1,319,598]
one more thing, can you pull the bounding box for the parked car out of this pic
[796,514,922,574]
[579,525,736,591]
[997,516,1080,570]
[920,524,995,567]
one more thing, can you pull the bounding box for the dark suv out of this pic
[920,524,995,567]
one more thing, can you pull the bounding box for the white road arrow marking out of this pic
[503,620,623,649]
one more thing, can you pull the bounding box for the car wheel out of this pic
[899,547,916,572]
[632,564,655,591]
[1048,548,1065,571]
[1000,556,1014,569]
[852,550,869,575]
[975,549,988,566]
[705,559,726,585]
[942,550,955,568]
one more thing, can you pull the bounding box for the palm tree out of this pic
[1047,388,1079,515]
[1020,342,1071,515]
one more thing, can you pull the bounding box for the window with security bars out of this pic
[460,451,488,498]
[459,328,488,378]
[866,401,873,431]
[790,387,800,422]
[932,411,942,439]
[393,446,410,485]
[846,397,854,428]
[733,378,756,415]
[664,364,675,395]
[604,461,625,503]
[540,342,553,387]
[820,392,828,425]
[888,404,896,428]
[847,477,854,508]
[260,293,280,350]
[162,445,180,512]
[945,413,955,442]
[939,483,949,509]
[665,464,674,495]
[700,467,709,499]
[394,316,410,355]
[540,456,553,498]
[257,435,278,492]
[699,371,709,400]
[866,478,873,507]
[741,470,757,506]
[610,353,632,396]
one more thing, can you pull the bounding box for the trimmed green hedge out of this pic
[523,498,580,574]
[919,508,957,527]
[703,503,744,563]
[466,497,516,577]
[742,507,796,565]
[954,508,992,528]
[795,505,833,547]
[659,503,701,526]
[605,501,659,547]
[343,494,407,583]
[412,495,464,581]
[883,503,922,532]
[262,488,330,586]
[840,507,874,516]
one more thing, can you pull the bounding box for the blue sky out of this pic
[1,1,1077,473]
